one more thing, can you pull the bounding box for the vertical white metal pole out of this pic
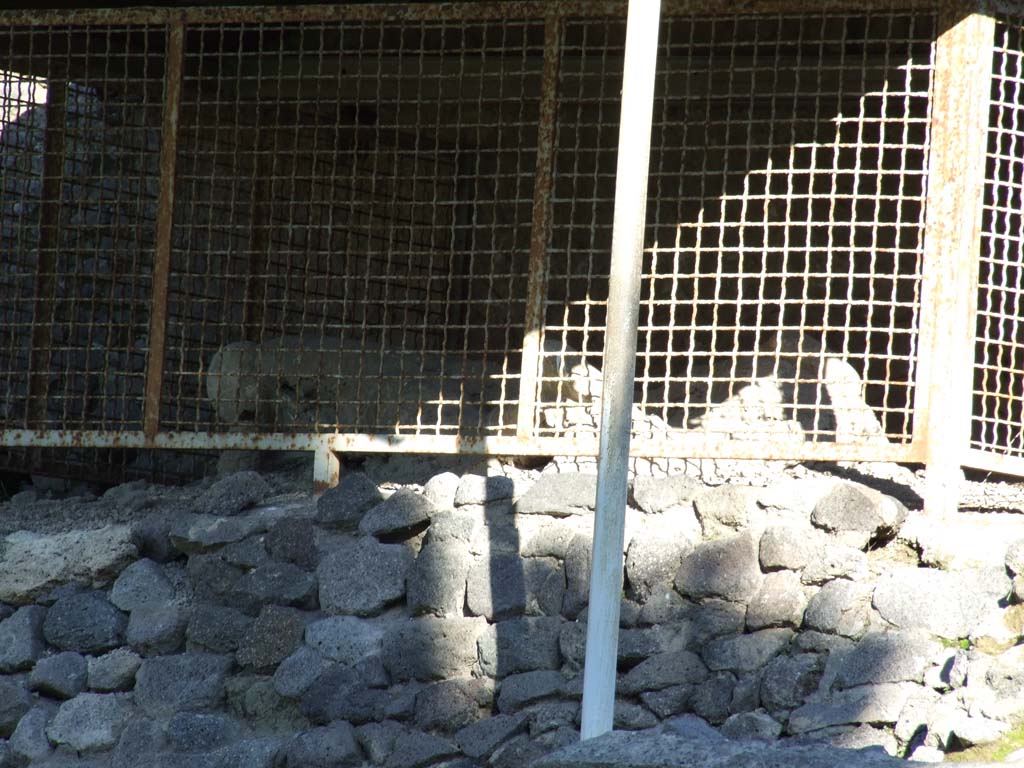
[580,0,662,741]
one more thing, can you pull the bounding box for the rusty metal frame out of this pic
[1,0,1009,500]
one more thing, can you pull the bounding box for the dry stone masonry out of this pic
[1,458,1024,767]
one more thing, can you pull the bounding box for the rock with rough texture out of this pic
[970,605,1024,655]
[497,671,566,713]
[406,538,472,617]
[166,711,243,752]
[0,677,33,737]
[619,651,709,695]
[721,710,783,741]
[266,518,319,569]
[746,570,807,630]
[632,475,701,515]
[466,555,563,620]
[423,472,461,510]
[1007,538,1024,576]
[383,616,486,682]
[759,525,821,571]
[787,683,917,733]
[562,534,593,618]
[126,600,188,657]
[43,591,128,653]
[316,473,384,529]
[384,729,460,768]
[691,672,737,724]
[30,651,87,699]
[414,678,492,733]
[641,685,694,719]
[304,616,383,666]
[625,525,697,602]
[234,560,318,609]
[134,652,233,717]
[236,605,309,671]
[110,558,175,612]
[873,567,992,640]
[272,645,336,700]
[10,703,56,763]
[515,474,597,517]
[46,693,134,753]
[760,653,824,712]
[318,538,413,616]
[454,474,515,506]
[803,579,873,639]
[674,532,762,603]
[0,605,47,672]
[169,510,285,555]
[800,544,869,585]
[186,603,254,653]
[194,470,273,515]
[0,525,136,605]
[478,616,562,677]
[702,629,793,674]
[280,722,363,767]
[693,485,760,540]
[359,489,436,540]
[87,648,141,692]
[456,713,529,759]
[833,631,938,689]
[810,483,907,549]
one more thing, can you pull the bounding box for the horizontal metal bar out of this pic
[1,429,923,463]
[963,448,1024,478]
[0,0,939,27]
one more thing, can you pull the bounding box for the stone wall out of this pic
[1,459,1024,767]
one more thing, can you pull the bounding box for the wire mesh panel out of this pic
[536,9,935,450]
[0,24,164,432]
[973,13,1024,461]
[163,18,544,440]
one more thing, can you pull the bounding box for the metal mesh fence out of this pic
[0,25,163,433]
[164,19,543,438]
[539,11,934,447]
[973,14,1024,461]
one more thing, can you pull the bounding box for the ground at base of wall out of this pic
[1,453,1024,768]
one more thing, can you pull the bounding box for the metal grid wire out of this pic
[538,11,935,445]
[163,19,543,438]
[0,25,163,432]
[973,14,1024,459]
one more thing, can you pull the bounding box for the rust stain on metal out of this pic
[26,78,67,429]
[517,14,562,439]
[143,21,184,440]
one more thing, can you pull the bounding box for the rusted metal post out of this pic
[913,2,993,517]
[580,0,661,741]
[143,19,184,441]
[517,14,562,439]
[313,439,340,493]
[27,77,67,429]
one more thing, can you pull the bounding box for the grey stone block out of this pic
[497,671,566,713]
[30,651,87,699]
[318,538,413,616]
[236,605,309,671]
[110,558,175,612]
[810,482,906,550]
[515,474,597,517]
[134,652,232,718]
[272,645,336,700]
[632,475,701,514]
[746,570,808,630]
[43,591,127,653]
[414,678,492,733]
[360,488,436,540]
[625,529,695,603]
[316,472,383,529]
[167,711,243,752]
[280,722,363,768]
[619,651,709,695]
[467,555,564,621]
[110,715,168,768]
[759,653,825,712]
[615,700,659,731]
[233,561,317,609]
[800,544,869,585]
[702,629,793,674]
[562,534,592,618]
[46,693,134,753]
[721,710,782,741]
[406,539,471,617]
[0,606,47,672]
[10,703,56,763]
[759,525,820,572]
[454,474,514,506]
[186,602,253,653]
[221,535,271,569]
[693,485,759,539]
[803,579,873,639]
[456,713,529,760]
[787,683,917,734]
[305,615,384,665]
[478,616,562,678]
[126,600,188,657]
[873,567,992,640]
[194,470,273,516]
[423,472,461,510]
[384,729,459,768]
[640,685,694,719]
[675,532,763,603]
[185,553,245,607]
[661,714,725,741]
[691,672,736,724]
[266,518,319,569]
[383,616,486,682]
[0,677,33,737]
[833,630,938,689]
[356,720,407,765]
